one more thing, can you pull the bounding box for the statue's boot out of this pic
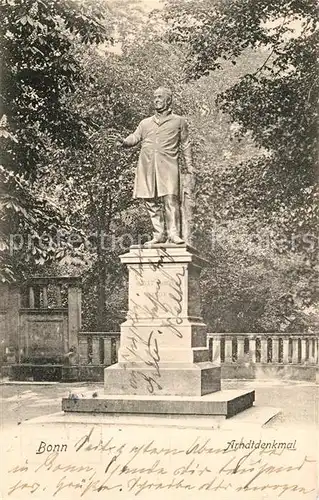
[143,234,166,247]
[168,234,184,245]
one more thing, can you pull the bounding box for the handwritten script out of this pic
[3,425,316,499]
[121,248,186,393]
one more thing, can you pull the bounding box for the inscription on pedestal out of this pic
[122,256,187,393]
[129,265,186,320]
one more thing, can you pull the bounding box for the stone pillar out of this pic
[67,283,81,355]
[104,245,221,396]
[260,338,268,363]
[272,337,279,363]
[237,337,245,362]
[283,338,289,364]
[104,337,113,366]
[224,338,233,363]
[212,336,221,365]
[249,338,256,363]
[292,338,299,364]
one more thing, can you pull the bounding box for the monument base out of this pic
[62,389,255,419]
[62,245,256,421]
[104,362,221,396]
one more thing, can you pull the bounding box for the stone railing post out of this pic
[309,339,315,363]
[272,336,280,363]
[260,337,268,363]
[292,338,299,364]
[211,336,221,365]
[249,337,256,363]
[282,338,290,364]
[224,337,233,363]
[91,336,101,365]
[237,336,245,362]
[300,338,307,363]
[104,336,113,366]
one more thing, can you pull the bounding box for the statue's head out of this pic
[153,87,173,112]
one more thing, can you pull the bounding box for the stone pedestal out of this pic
[104,244,221,396]
[63,244,255,419]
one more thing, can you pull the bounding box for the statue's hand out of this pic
[115,138,125,148]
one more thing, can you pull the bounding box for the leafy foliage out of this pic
[1,0,111,175]
[165,0,318,331]
[0,0,111,280]
[39,37,186,330]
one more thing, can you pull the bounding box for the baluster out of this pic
[305,338,310,361]
[272,337,279,363]
[300,338,307,364]
[309,338,315,363]
[237,337,245,362]
[249,338,256,363]
[91,337,101,364]
[283,338,289,364]
[104,337,113,366]
[292,338,299,364]
[260,337,268,363]
[212,336,221,365]
[224,337,232,362]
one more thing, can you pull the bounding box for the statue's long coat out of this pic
[123,111,192,198]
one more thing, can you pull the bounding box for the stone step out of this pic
[62,389,255,419]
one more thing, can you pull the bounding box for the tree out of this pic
[164,0,318,331]
[165,0,317,206]
[0,0,111,280]
[38,33,187,330]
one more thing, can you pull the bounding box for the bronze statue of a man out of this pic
[122,87,193,246]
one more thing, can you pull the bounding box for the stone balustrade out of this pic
[78,332,120,366]
[77,331,318,381]
[207,333,318,365]
[207,332,318,381]
[77,331,318,366]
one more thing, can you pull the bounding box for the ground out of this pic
[0,378,317,430]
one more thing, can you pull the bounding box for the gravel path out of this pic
[0,379,317,429]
